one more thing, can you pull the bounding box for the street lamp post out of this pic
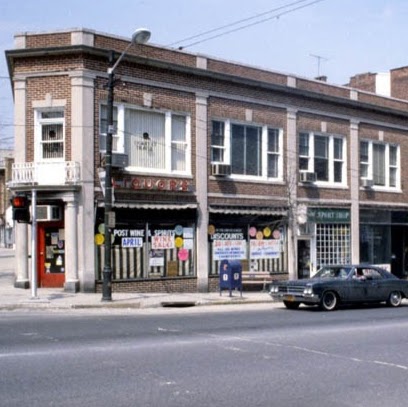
[102,28,151,301]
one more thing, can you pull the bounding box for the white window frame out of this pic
[299,132,347,186]
[34,109,65,162]
[360,139,400,190]
[100,104,191,175]
[211,119,283,181]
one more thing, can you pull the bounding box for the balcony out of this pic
[10,161,80,187]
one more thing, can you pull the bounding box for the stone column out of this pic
[64,199,79,292]
[71,72,95,292]
[195,93,209,292]
[286,108,298,280]
[14,77,29,288]
[350,120,360,263]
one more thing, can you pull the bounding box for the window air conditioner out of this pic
[36,205,62,222]
[299,171,317,183]
[211,163,231,176]
[111,153,129,168]
[361,178,374,188]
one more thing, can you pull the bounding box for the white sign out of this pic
[213,240,246,260]
[122,237,143,248]
[152,235,175,250]
[250,239,280,259]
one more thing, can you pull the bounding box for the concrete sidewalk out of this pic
[0,248,275,311]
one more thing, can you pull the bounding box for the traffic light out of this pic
[11,195,31,223]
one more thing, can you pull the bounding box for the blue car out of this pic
[269,265,408,311]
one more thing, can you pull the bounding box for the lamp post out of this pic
[102,28,151,301]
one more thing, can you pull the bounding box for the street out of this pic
[1,304,408,407]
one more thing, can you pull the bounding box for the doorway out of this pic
[297,239,311,279]
[37,222,65,287]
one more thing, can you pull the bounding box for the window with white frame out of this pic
[36,110,65,160]
[299,132,346,184]
[100,104,191,174]
[360,140,400,188]
[211,120,282,180]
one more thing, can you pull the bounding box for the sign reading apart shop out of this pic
[250,240,281,259]
[307,208,350,224]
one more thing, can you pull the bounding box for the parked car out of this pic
[269,264,408,311]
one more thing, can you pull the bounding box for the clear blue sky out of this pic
[1,0,408,148]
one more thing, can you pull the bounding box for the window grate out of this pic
[316,224,351,267]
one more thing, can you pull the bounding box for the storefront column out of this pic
[64,199,79,292]
[14,222,29,288]
[286,108,298,280]
[350,120,360,263]
[195,93,209,292]
[71,72,95,292]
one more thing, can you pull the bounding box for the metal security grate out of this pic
[316,224,351,267]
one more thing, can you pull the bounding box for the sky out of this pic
[1,0,408,149]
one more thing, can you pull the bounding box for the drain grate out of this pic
[160,301,196,308]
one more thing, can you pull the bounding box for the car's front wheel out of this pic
[387,291,402,307]
[283,301,300,310]
[320,291,338,311]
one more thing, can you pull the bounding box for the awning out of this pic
[209,205,287,216]
[110,202,198,210]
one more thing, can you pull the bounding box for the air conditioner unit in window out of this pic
[299,171,317,183]
[36,205,62,222]
[361,178,374,188]
[211,163,231,177]
[111,153,129,168]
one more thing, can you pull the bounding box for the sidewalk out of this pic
[0,248,275,311]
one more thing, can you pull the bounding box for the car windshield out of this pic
[314,266,351,279]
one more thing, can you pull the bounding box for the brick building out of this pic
[5,28,408,293]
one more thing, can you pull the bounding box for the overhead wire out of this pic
[172,0,327,50]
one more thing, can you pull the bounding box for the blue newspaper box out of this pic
[219,259,242,297]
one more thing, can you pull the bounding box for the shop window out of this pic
[35,110,65,161]
[299,132,345,185]
[316,224,351,267]
[360,224,391,264]
[360,140,400,189]
[211,119,283,180]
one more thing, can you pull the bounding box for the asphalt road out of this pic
[1,304,408,407]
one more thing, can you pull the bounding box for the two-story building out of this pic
[5,28,408,293]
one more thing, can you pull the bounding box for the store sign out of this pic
[213,240,246,260]
[250,240,280,259]
[308,208,350,224]
[113,177,191,192]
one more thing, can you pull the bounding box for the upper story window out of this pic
[35,110,65,161]
[299,132,346,185]
[360,140,400,189]
[100,104,191,175]
[211,120,283,180]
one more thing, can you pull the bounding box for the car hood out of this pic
[277,278,332,286]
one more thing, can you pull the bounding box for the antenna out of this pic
[310,53,329,77]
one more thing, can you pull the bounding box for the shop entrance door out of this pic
[297,239,311,279]
[38,222,65,288]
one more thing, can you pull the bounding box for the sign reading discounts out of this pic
[213,240,246,260]
[250,239,280,259]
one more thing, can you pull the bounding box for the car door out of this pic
[360,267,384,301]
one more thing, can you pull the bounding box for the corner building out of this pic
[6,28,408,293]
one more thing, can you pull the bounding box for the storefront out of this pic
[299,207,351,276]
[208,207,288,278]
[360,209,408,278]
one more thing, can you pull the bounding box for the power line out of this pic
[173,0,327,50]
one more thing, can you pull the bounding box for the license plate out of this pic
[284,295,295,302]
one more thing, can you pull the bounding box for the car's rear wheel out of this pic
[283,301,300,310]
[387,291,402,307]
[320,291,338,311]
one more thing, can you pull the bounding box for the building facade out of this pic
[5,28,408,293]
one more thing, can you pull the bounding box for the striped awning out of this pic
[111,202,198,210]
[209,205,287,216]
